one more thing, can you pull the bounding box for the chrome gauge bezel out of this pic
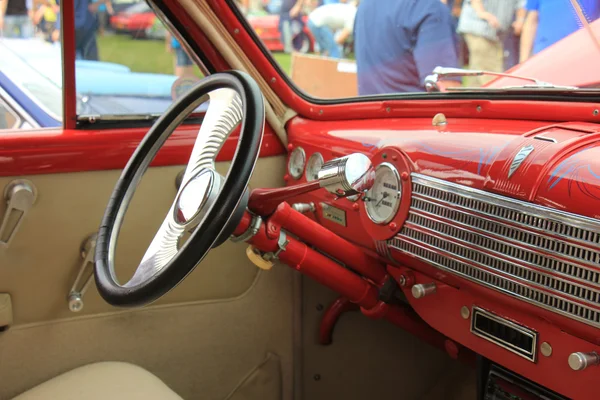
[305,152,324,182]
[288,147,306,179]
[365,162,402,225]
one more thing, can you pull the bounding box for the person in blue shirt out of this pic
[354,0,460,95]
[57,0,102,60]
[520,0,600,61]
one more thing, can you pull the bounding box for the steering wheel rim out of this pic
[95,71,265,307]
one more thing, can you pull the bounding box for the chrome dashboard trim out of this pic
[470,307,538,362]
[410,196,600,279]
[389,173,600,329]
[410,174,600,246]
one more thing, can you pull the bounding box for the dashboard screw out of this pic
[594,109,599,116]
[386,107,391,113]
[460,306,470,319]
[313,374,321,381]
[319,109,324,115]
[401,172,409,181]
[316,304,323,311]
[234,28,240,34]
[270,77,276,84]
[352,203,359,211]
[541,342,552,357]
[476,105,482,112]
[382,153,387,159]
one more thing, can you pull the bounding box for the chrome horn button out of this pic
[173,168,221,228]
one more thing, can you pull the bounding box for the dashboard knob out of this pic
[568,352,600,371]
[411,283,437,299]
[317,154,374,197]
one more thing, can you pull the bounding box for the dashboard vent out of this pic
[389,173,600,329]
[471,307,537,362]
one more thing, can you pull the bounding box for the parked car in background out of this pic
[0,38,178,128]
[247,14,314,53]
[110,2,167,39]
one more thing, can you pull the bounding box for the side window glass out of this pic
[0,98,21,129]
[73,0,206,122]
[0,0,63,130]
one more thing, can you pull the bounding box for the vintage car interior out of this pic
[1,0,600,399]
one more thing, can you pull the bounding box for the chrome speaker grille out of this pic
[389,174,600,328]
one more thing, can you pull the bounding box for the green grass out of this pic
[273,53,291,75]
[97,34,292,76]
[97,34,202,76]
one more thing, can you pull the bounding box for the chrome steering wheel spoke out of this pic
[95,71,264,307]
[125,88,243,288]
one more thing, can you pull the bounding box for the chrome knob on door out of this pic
[411,283,437,299]
[568,352,600,371]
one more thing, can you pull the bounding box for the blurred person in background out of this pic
[67,0,106,60]
[0,0,34,38]
[307,1,356,59]
[503,2,526,70]
[354,0,460,95]
[93,0,113,36]
[166,32,195,78]
[32,0,58,42]
[278,0,306,53]
[520,0,600,62]
[457,0,525,86]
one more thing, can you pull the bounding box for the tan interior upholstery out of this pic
[11,362,183,400]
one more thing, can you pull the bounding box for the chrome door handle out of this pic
[0,179,37,250]
[67,233,97,312]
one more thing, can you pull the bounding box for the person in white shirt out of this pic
[307,1,357,59]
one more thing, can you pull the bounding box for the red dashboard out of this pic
[284,116,600,400]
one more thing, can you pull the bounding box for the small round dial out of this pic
[365,163,401,224]
[288,147,306,179]
[305,152,324,181]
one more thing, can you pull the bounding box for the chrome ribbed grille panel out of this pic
[390,173,600,328]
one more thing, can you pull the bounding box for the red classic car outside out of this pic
[488,18,600,88]
[247,14,314,53]
[110,2,166,39]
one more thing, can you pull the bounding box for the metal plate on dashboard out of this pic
[321,203,346,226]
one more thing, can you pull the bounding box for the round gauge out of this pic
[365,163,402,224]
[288,147,306,179]
[305,152,324,181]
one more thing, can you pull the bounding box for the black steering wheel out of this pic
[95,71,265,307]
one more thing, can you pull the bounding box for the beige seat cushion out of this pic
[12,362,183,400]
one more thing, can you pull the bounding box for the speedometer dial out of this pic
[365,163,401,224]
[305,152,324,181]
[288,147,306,179]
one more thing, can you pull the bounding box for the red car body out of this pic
[110,3,156,38]
[488,18,600,88]
[247,14,314,53]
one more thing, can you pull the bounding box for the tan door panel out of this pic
[0,156,285,325]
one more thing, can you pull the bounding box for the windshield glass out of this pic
[236,0,600,98]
